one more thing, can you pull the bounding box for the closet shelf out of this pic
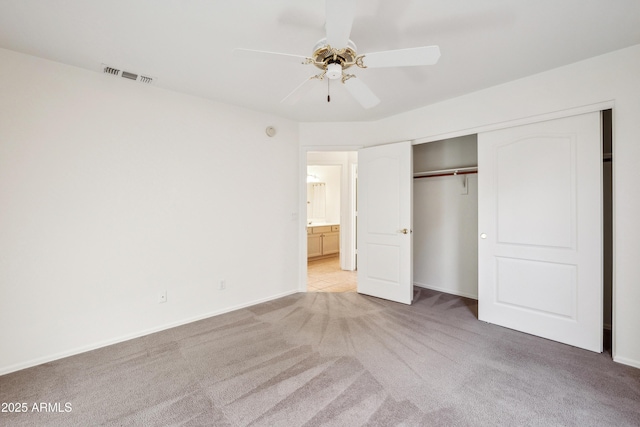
[414,166,478,179]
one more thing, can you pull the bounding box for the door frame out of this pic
[413,102,615,145]
[298,146,361,292]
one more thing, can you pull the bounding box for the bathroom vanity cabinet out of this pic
[307,225,339,259]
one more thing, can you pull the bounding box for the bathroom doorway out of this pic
[306,151,358,292]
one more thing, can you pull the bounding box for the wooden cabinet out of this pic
[307,225,340,259]
[307,232,323,258]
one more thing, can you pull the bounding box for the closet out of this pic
[412,135,479,299]
[411,111,612,353]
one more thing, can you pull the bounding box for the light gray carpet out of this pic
[1,289,639,426]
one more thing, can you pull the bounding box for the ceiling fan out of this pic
[235,0,441,109]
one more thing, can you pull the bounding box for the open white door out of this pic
[357,141,413,304]
[478,112,603,352]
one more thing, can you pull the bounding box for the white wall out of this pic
[300,44,640,368]
[0,48,300,374]
[414,175,478,299]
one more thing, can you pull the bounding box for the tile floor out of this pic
[307,256,357,292]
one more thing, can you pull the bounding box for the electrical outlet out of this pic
[158,290,167,303]
[219,280,226,290]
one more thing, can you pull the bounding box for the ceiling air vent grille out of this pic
[103,66,120,76]
[102,64,155,85]
[121,71,138,80]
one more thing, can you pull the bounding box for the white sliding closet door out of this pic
[357,141,413,304]
[478,112,603,352]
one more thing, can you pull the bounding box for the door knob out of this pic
[400,228,409,234]
[480,233,487,239]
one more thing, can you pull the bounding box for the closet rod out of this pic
[413,166,478,179]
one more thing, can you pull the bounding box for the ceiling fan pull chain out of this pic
[327,79,331,103]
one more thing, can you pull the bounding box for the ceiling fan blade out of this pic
[361,46,441,68]
[234,48,310,65]
[344,77,380,109]
[281,77,318,105]
[325,0,355,48]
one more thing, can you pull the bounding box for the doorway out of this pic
[305,151,358,292]
[413,135,479,300]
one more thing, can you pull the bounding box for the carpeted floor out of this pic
[1,289,639,426]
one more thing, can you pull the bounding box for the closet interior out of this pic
[413,135,479,300]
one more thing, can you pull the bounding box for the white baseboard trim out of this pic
[0,289,299,376]
[414,282,478,300]
[613,356,640,369]
[613,356,640,370]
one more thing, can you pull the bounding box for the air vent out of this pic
[102,64,155,85]
[103,66,120,76]
[121,71,138,80]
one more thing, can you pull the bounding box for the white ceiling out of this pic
[1,0,639,123]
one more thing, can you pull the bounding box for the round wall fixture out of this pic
[265,126,276,137]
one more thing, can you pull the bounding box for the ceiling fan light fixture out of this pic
[326,63,342,80]
[235,0,440,108]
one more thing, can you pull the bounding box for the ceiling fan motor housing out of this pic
[312,38,358,76]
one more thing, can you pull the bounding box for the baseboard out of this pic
[613,355,640,370]
[308,254,339,262]
[414,282,478,300]
[0,289,299,376]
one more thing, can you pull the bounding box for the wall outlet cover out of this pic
[158,290,167,303]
